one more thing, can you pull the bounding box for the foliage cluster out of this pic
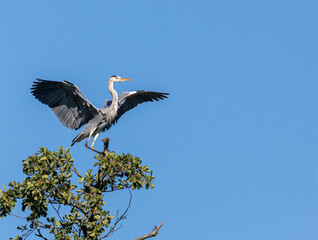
[0,147,154,240]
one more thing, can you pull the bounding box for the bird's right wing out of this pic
[31,79,100,130]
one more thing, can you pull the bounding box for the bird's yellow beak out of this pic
[120,78,132,82]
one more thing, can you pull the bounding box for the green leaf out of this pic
[39,156,47,161]
[67,194,72,204]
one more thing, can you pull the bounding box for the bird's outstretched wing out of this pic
[31,79,100,130]
[112,90,169,125]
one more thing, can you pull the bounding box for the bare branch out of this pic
[101,137,110,154]
[50,203,63,221]
[133,222,163,240]
[21,229,35,240]
[9,213,27,220]
[100,190,132,239]
[35,231,48,240]
[33,219,52,240]
[34,227,49,240]
[72,166,83,178]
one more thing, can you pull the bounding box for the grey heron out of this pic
[31,76,169,152]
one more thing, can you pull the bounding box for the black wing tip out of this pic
[31,79,72,91]
[34,78,50,83]
[33,78,67,84]
[30,79,49,91]
[30,78,63,96]
[31,79,52,88]
[154,91,169,96]
[32,79,42,85]
[146,91,169,100]
[155,92,169,99]
[146,91,169,101]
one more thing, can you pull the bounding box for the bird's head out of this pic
[109,75,132,83]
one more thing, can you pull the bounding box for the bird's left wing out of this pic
[112,90,169,125]
[31,79,100,130]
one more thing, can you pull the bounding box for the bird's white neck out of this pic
[108,80,118,111]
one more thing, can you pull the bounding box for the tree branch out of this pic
[35,227,49,240]
[100,190,132,239]
[21,228,35,240]
[133,222,163,240]
[50,203,62,221]
[9,213,27,219]
[72,166,83,178]
[101,137,110,153]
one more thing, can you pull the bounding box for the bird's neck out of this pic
[108,81,118,108]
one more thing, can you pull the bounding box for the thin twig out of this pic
[9,213,27,219]
[21,229,35,239]
[50,203,63,221]
[35,227,49,240]
[51,202,77,233]
[100,190,132,239]
[72,166,83,178]
[133,222,163,240]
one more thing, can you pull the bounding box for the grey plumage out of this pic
[31,76,169,150]
[106,90,169,127]
[31,80,99,130]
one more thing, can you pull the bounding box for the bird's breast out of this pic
[101,106,117,124]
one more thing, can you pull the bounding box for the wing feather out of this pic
[31,79,100,130]
[110,90,169,127]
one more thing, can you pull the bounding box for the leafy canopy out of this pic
[0,147,154,240]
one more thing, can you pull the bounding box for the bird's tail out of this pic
[71,133,84,146]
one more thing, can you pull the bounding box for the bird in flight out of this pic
[31,75,169,153]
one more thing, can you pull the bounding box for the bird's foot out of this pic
[85,143,103,155]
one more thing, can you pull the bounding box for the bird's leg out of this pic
[91,133,100,148]
[84,134,92,148]
[85,133,102,154]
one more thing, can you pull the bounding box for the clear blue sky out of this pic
[0,0,318,239]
